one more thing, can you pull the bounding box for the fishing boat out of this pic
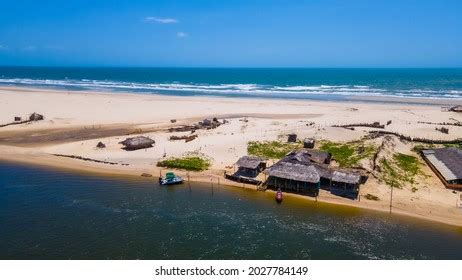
[275,188,283,203]
[159,172,183,186]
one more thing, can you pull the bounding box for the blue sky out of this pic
[0,0,461,67]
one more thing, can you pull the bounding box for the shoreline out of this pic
[1,86,462,228]
[1,85,462,107]
[1,151,461,229]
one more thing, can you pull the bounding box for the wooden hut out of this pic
[303,138,315,149]
[29,113,44,121]
[283,149,331,165]
[119,136,155,151]
[14,117,22,122]
[266,162,321,196]
[235,155,266,177]
[421,148,462,189]
[287,133,297,143]
[265,148,365,198]
[328,170,362,199]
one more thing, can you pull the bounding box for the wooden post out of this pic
[389,182,394,214]
[211,178,214,195]
[187,173,191,192]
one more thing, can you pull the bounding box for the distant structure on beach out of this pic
[119,136,155,151]
[421,148,462,189]
[29,112,44,121]
[287,133,297,143]
[303,138,315,149]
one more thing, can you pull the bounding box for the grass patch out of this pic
[247,141,302,159]
[379,153,425,189]
[157,156,211,171]
[443,143,462,149]
[411,144,434,153]
[319,140,377,168]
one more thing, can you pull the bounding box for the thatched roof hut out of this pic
[282,149,331,165]
[303,138,315,149]
[236,155,265,170]
[331,170,361,185]
[29,112,44,121]
[267,162,321,183]
[119,136,155,151]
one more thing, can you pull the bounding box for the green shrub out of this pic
[157,156,211,171]
[379,153,424,189]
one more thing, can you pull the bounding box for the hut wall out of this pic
[236,167,259,178]
[267,176,319,196]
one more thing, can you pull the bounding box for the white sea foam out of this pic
[0,78,461,100]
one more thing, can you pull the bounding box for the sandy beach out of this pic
[1,86,461,227]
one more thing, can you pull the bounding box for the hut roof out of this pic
[331,170,361,184]
[303,138,315,143]
[282,149,330,165]
[119,136,155,149]
[29,112,44,121]
[422,147,462,180]
[236,156,265,169]
[267,162,321,183]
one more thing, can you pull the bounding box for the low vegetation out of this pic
[379,153,425,189]
[157,156,211,171]
[443,143,462,149]
[411,144,434,153]
[319,140,377,168]
[247,141,302,159]
[364,194,380,201]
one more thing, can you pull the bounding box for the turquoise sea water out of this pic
[1,162,462,260]
[1,67,462,100]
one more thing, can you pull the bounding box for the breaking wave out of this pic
[1,78,461,99]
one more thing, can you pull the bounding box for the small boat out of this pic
[275,188,283,203]
[159,172,183,186]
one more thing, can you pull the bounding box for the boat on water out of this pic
[275,188,283,203]
[159,172,183,186]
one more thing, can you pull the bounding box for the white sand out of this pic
[1,86,461,227]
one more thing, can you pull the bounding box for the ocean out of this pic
[1,67,462,100]
[1,162,462,260]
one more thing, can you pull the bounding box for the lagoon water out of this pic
[1,162,462,259]
[1,67,462,100]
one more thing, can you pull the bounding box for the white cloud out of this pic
[144,17,178,24]
[176,32,188,38]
